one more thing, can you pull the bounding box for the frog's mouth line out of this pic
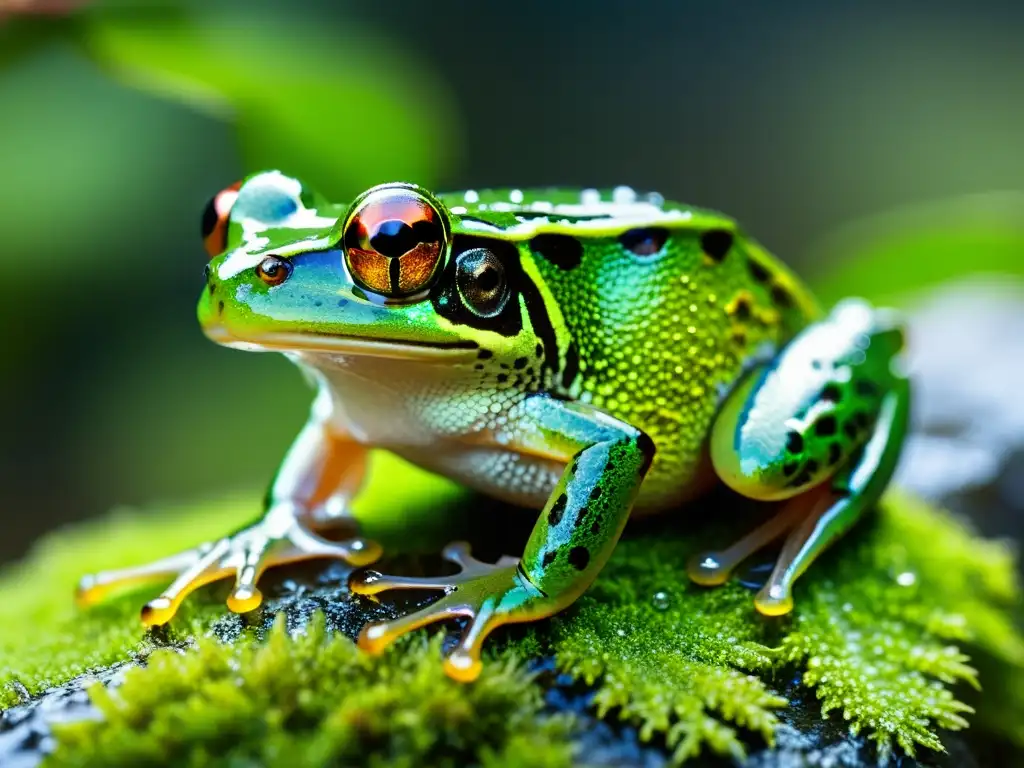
[204,327,480,362]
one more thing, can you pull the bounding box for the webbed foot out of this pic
[350,541,545,682]
[76,503,382,625]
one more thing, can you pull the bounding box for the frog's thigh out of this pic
[690,301,909,612]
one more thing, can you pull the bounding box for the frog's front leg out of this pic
[687,299,910,615]
[350,395,654,682]
[76,394,382,624]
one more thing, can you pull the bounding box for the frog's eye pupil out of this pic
[368,219,420,258]
[455,248,508,318]
[343,187,448,298]
[476,265,500,293]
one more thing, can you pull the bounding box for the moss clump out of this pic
[548,541,786,763]
[0,453,1022,765]
[540,490,1024,761]
[777,491,1024,759]
[48,614,572,768]
[0,494,256,709]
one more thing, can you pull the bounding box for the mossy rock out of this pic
[1,449,1022,767]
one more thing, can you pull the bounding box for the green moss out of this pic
[48,614,572,768]
[776,492,1024,759]
[0,494,256,709]
[1,455,1022,765]
[548,540,786,763]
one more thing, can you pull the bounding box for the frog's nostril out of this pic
[203,263,212,281]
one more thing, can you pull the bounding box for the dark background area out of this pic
[1,0,1022,566]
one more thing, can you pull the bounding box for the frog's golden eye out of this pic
[342,186,448,298]
[256,255,292,287]
[201,181,242,258]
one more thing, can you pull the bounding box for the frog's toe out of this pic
[442,601,503,683]
[350,570,454,598]
[358,600,465,655]
[226,584,263,614]
[77,509,384,625]
[686,552,734,586]
[754,584,795,616]
[349,539,500,598]
[353,542,543,682]
[224,536,275,614]
[141,539,233,625]
[686,496,810,589]
[76,547,208,608]
[286,524,382,567]
[356,586,511,683]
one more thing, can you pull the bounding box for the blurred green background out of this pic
[1,0,1022,566]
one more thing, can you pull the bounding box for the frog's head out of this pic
[198,172,548,377]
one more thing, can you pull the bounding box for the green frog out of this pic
[77,171,910,682]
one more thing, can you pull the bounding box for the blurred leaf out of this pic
[0,41,221,273]
[75,6,460,199]
[808,192,1024,307]
[0,14,76,69]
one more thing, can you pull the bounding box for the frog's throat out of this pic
[203,327,480,362]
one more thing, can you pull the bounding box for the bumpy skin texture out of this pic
[515,200,814,507]
[76,174,909,681]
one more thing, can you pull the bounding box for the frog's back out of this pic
[442,186,820,509]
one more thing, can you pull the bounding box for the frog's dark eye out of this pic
[201,181,242,258]
[342,186,448,298]
[455,248,508,317]
[256,255,292,287]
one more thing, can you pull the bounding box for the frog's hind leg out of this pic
[689,299,910,614]
[753,386,908,615]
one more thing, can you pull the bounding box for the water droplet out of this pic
[652,591,670,610]
[896,571,917,587]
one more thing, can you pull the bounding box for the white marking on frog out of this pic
[218,171,336,280]
[612,185,637,204]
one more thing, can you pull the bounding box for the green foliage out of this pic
[49,614,572,768]
[808,192,1024,307]
[75,3,459,200]
[0,461,1022,764]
